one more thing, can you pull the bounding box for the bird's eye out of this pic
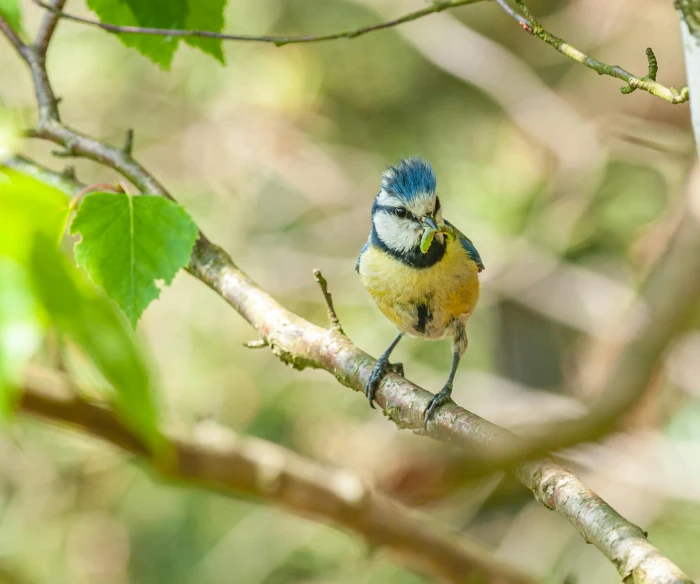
[394,207,408,218]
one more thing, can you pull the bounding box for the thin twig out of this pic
[18,382,538,584]
[0,16,30,61]
[313,269,345,335]
[123,128,133,157]
[495,0,689,104]
[32,0,485,47]
[34,0,67,56]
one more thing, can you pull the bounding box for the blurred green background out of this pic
[2,0,700,582]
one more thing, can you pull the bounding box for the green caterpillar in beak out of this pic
[420,223,456,253]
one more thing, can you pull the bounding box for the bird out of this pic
[355,157,484,427]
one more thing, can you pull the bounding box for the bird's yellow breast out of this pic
[358,238,480,338]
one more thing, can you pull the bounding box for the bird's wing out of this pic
[355,241,370,273]
[444,220,485,272]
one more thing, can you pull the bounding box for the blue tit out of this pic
[356,157,484,426]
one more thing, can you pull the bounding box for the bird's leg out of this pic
[366,332,404,408]
[424,324,467,427]
[423,352,460,426]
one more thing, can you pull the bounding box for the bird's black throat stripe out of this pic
[370,226,446,268]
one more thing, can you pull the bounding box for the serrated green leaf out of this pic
[29,234,160,450]
[70,192,199,327]
[0,259,42,418]
[183,0,226,64]
[86,0,187,69]
[0,0,22,37]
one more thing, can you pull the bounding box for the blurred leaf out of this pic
[0,172,69,416]
[70,192,199,327]
[0,259,42,418]
[29,234,160,449]
[183,0,225,63]
[86,0,226,68]
[0,0,22,36]
[0,172,159,446]
[0,171,69,262]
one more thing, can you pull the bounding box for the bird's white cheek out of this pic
[373,214,421,252]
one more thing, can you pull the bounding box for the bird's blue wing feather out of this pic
[444,220,484,272]
[356,241,370,273]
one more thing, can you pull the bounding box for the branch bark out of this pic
[0,8,696,584]
[19,381,535,584]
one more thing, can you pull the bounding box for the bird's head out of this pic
[371,157,444,254]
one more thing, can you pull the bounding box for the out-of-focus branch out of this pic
[0,14,695,584]
[18,382,537,584]
[31,0,484,47]
[495,0,689,104]
[679,1,700,158]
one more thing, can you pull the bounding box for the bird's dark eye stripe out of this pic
[435,197,441,213]
[374,204,415,219]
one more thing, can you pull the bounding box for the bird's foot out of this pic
[366,359,404,408]
[423,386,453,428]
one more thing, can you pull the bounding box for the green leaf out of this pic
[0,172,68,418]
[0,170,69,262]
[0,259,42,418]
[0,0,22,36]
[86,0,186,69]
[183,0,226,64]
[0,172,159,447]
[29,234,160,449]
[85,0,226,68]
[70,192,199,327]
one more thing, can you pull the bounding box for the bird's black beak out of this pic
[422,216,439,232]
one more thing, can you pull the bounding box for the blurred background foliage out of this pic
[1,0,700,583]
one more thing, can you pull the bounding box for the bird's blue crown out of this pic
[381,157,436,201]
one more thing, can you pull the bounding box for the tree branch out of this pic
[494,0,689,104]
[0,15,30,62]
[31,0,484,47]
[34,0,67,56]
[18,381,537,584]
[3,151,695,584]
[0,10,695,583]
[679,1,700,156]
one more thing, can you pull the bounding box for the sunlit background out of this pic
[2,0,700,582]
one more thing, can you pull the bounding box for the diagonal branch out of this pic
[31,0,485,47]
[494,0,689,104]
[0,13,695,584]
[19,381,538,584]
